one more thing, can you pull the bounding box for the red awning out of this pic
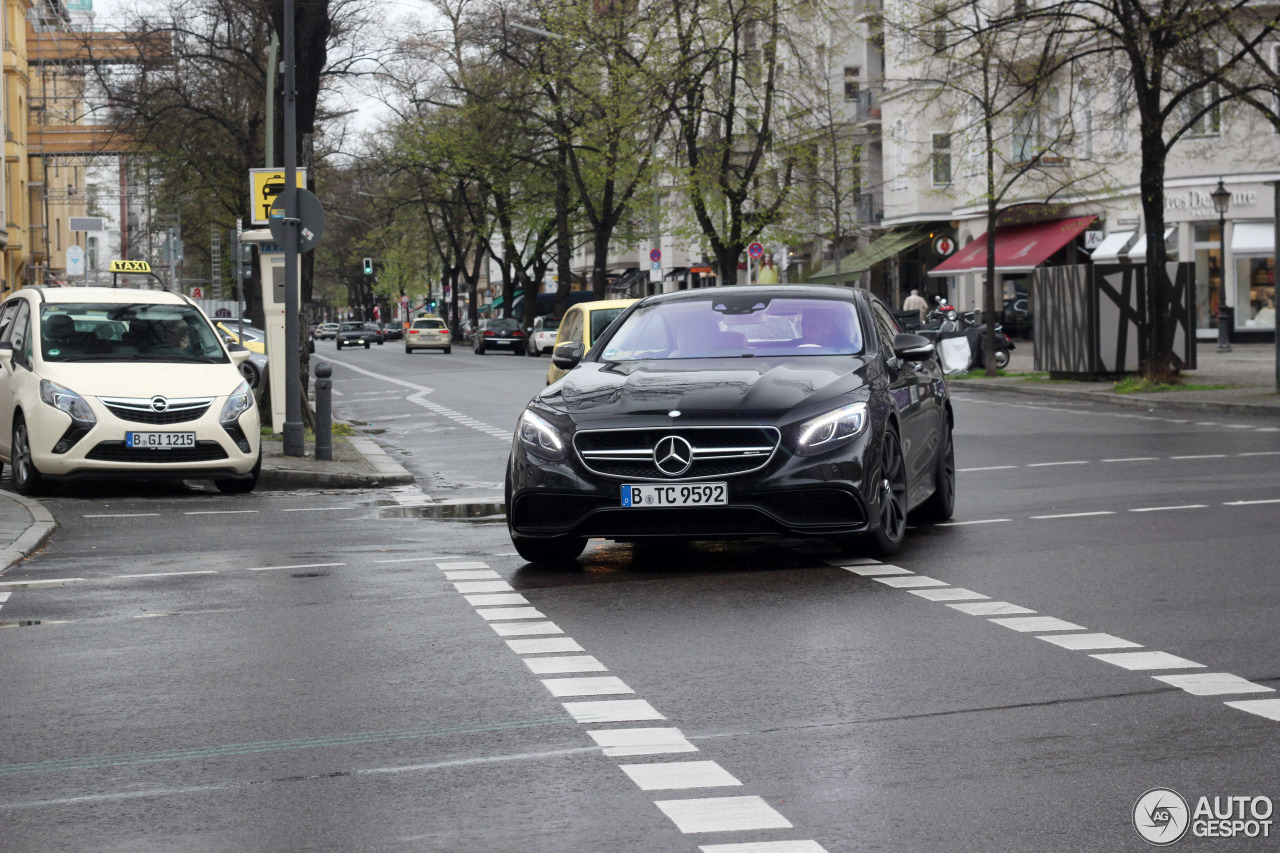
[928,215,1097,276]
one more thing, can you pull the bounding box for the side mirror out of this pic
[893,332,936,361]
[0,341,12,370]
[551,341,585,370]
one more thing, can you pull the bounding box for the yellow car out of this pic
[216,321,266,354]
[545,298,636,384]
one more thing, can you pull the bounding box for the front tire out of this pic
[513,535,587,566]
[215,453,261,495]
[994,348,1010,369]
[11,416,47,496]
[866,423,908,556]
[443,346,452,354]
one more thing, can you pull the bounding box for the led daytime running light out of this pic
[517,409,565,459]
[796,401,868,454]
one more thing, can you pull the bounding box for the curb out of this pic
[0,492,57,575]
[258,435,415,490]
[951,379,1280,418]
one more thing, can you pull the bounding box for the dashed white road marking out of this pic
[1029,511,1115,520]
[1224,498,1280,506]
[989,616,1084,633]
[958,465,1016,472]
[873,575,947,588]
[948,601,1035,615]
[1153,673,1275,696]
[1102,457,1161,462]
[620,761,742,791]
[444,570,501,580]
[245,562,345,572]
[562,699,665,723]
[464,593,529,606]
[655,796,793,833]
[1026,460,1089,467]
[1130,504,1207,512]
[475,606,544,621]
[1036,633,1142,651]
[842,564,912,576]
[0,578,85,589]
[1224,699,1280,721]
[542,676,634,697]
[524,655,609,675]
[1090,651,1204,671]
[490,621,563,636]
[506,637,584,655]
[588,728,698,757]
[1170,454,1227,460]
[184,510,259,516]
[114,571,218,579]
[280,507,355,512]
[84,513,160,518]
[700,842,831,853]
[454,581,514,593]
[935,518,1010,526]
[1239,451,1280,457]
[908,587,988,602]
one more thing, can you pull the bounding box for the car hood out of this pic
[35,361,246,399]
[540,356,874,420]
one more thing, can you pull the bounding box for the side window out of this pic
[0,301,17,344]
[869,301,901,354]
[9,301,31,367]
[560,309,582,346]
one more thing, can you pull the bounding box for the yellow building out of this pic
[2,0,34,297]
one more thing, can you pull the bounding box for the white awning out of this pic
[1231,222,1274,254]
[1127,227,1177,260]
[1090,231,1136,262]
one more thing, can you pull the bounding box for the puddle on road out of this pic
[378,501,506,522]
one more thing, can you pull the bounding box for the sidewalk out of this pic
[950,340,1280,417]
[2,431,414,573]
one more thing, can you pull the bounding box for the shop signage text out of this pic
[1165,188,1258,213]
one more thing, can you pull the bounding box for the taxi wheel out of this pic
[11,416,47,496]
[215,453,261,495]
[364,341,370,349]
[405,345,412,354]
[443,346,452,354]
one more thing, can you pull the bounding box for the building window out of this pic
[1184,53,1221,136]
[851,144,863,199]
[1012,108,1038,162]
[844,67,860,101]
[932,133,952,185]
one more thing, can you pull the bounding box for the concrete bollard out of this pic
[314,361,332,461]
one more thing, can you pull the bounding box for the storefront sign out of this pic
[1165,188,1258,213]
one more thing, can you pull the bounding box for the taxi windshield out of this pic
[40,304,229,363]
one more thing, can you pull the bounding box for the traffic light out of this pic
[429,299,437,310]
[362,257,373,275]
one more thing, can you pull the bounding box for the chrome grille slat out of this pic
[574,426,781,481]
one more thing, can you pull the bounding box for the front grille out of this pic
[512,493,610,531]
[575,426,780,481]
[99,396,213,425]
[86,441,229,463]
[578,507,787,538]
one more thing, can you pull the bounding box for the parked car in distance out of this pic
[380,322,404,341]
[545,298,636,384]
[527,315,560,357]
[335,322,372,349]
[405,316,452,353]
[216,328,269,389]
[315,322,340,340]
[364,322,386,345]
[474,318,526,355]
[0,286,262,495]
[216,321,266,354]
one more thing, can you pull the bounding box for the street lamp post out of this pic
[1211,179,1232,353]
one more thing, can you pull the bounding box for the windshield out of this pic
[599,297,864,361]
[538,318,559,332]
[339,323,363,331]
[40,304,230,364]
[589,308,627,343]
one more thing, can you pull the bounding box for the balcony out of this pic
[853,90,881,127]
[857,195,884,224]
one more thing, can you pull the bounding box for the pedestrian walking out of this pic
[903,289,928,323]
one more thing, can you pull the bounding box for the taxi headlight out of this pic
[795,401,868,455]
[219,380,254,424]
[39,379,96,425]
[517,409,565,460]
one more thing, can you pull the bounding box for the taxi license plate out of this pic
[126,431,196,449]
[621,483,727,507]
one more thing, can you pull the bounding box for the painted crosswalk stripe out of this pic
[437,561,491,570]
[619,760,741,791]
[1037,633,1142,651]
[506,637,584,655]
[524,655,609,675]
[909,587,988,602]
[843,565,912,576]
[700,842,830,853]
[563,699,665,723]
[454,581,514,593]
[464,593,529,606]
[655,796,793,833]
[587,728,698,757]
[444,570,501,580]
[989,616,1085,633]
[1091,651,1205,671]
[948,601,1035,616]
[1224,699,1280,721]
[475,606,544,621]
[490,621,563,636]
[1152,673,1275,696]
[542,676,634,697]
[874,576,948,588]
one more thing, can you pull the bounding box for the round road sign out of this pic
[748,242,764,259]
[650,248,661,263]
[933,235,956,257]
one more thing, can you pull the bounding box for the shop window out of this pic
[1235,256,1275,329]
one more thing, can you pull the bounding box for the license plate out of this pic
[126,432,195,449]
[621,483,728,507]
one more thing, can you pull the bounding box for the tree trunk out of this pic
[1138,125,1176,380]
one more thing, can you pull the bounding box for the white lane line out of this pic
[374,556,461,564]
[1029,511,1115,520]
[1026,461,1089,467]
[114,571,219,579]
[1102,457,1160,462]
[908,587,989,602]
[492,551,520,556]
[0,592,10,603]
[1224,498,1280,506]
[438,561,491,570]
[1130,505,1207,513]
[948,601,1035,615]
[873,576,948,588]
[0,578,85,589]
[700,842,830,853]
[245,562,345,572]
[185,510,259,515]
[1239,451,1280,457]
[989,616,1085,633]
[587,728,698,757]
[475,606,544,621]
[506,637,584,655]
[1091,651,1205,671]
[958,465,1017,472]
[1037,633,1142,651]
[490,621,563,636]
[1152,673,1275,696]
[1170,454,1226,460]
[443,570,501,580]
[280,507,355,512]
[454,581,514,593]
[464,593,529,607]
[542,676,634,697]
[84,513,160,518]
[524,655,609,675]
[619,761,742,791]
[1224,699,1280,721]
[828,556,881,566]
[563,699,665,723]
[655,796,793,833]
[842,565,912,576]
[935,518,1011,527]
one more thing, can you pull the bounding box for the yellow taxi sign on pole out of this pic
[109,259,152,273]
[250,168,308,225]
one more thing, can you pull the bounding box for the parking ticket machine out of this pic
[240,228,298,433]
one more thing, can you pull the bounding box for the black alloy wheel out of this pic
[11,416,47,496]
[867,423,908,556]
[915,420,955,522]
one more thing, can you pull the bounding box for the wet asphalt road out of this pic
[1,345,1279,852]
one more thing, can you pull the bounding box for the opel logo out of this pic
[150,396,169,413]
[653,435,693,477]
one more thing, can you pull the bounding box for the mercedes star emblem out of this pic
[150,396,170,413]
[653,435,694,477]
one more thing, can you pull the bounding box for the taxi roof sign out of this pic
[109,260,152,273]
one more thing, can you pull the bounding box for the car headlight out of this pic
[795,401,868,455]
[39,379,96,425]
[517,409,565,460]
[219,380,255,424]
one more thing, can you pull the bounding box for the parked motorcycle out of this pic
[908,297,1013,373]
